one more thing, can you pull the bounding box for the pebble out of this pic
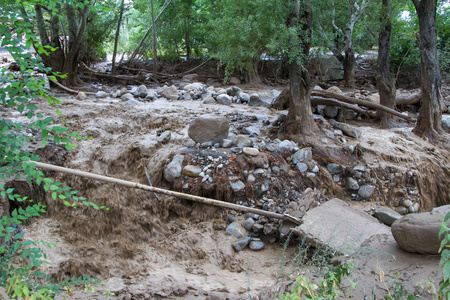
[226,222,245,238]
[403,199,413,208]
[306,172,316,178]
[249,239,265,251]
[296,163,308,173]
[353,165,366,173]
[182,165,202,177]
[396,207,408,215]
[311,165,320,173]
[222,139,233,148]
[228,215,237,223]
[243,218,255,231]
[230,180,245,192]
[243,147,260,156]
[252,223,264,232]
[293,147,312,163]
[157,131,171,144]
[327,163,343,174]
[346,177,360,190]
[358,185,376,198]
[233,236,251,251]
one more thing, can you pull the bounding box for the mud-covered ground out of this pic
[1,79,450,299]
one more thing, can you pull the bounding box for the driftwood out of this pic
[311,97,378,119]
[311,89,414,122]
[395,90,422,106]
[49,79,96,95]
[31,161,303,225]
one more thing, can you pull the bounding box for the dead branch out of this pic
[32,161,303,225]
[311,90,414,122]
[311,96,377,118]
[49,79,96,95]
[395,90,422,106]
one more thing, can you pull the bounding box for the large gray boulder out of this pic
[216,94,232,106]
[188,115,229,144]
[293,198,390,254]
[391,213,446,254]
[132,85,148,98]
[248,93,271,108]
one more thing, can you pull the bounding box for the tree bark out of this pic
[286,0,319,136]
[377,0,396,127]
[411,0,444,141]
[343,48,356,88]
[185,18,191,63]
[112,0,125,76]
[151,0,158,82]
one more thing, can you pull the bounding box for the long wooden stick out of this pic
[32,161,302,225]
[311,89,414,122]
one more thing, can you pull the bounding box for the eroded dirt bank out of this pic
[2,82,450,299]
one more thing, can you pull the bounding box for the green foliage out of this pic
[439,212,450,300]
[1,0,105,297]
[283,262,356,300]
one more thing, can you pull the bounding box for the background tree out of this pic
[411,0,445,141]
[286,0,320,136]
[377,0,396,126]
[313,0,373,87]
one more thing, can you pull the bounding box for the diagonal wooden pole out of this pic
[32,161,302,225]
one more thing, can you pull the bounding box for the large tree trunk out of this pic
[246,61,262,86]
[411,0,444,141]
[343,48,356,88]
[286,0,319,136]
[112,0,125,76]
[377,0,396,127]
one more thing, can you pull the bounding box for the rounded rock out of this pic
[182,165,202,177]
[243,147,260,156]
[249,240,265,251]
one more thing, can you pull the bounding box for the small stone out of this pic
[228,215,237,223]
[247,174,256,183]
[333,174,340,182]
[293,147,312,163]
[403,199,413,208]
[132,85,148,98]
[222,139,233,148]
[182,165,202,177]
[353,165,366,173]
[346,177,360,190]
[216,94,232,106]
[311,165,320,173]
[164,154,185,183]
[252,223,264,232]
[263,223,277,235]
[296,163,308,173]
[161,86,179,100]
[95,91,108,98]
[243,218,255,231]
[230,180,246,192]
[306,172,316,178]
[326,163,343,174]
[76,92,87,100]
[121,93,135,101]
[233,236,251,251]
[243,147,260,156]
[358,185,376,198]
[324,105,339,118]
[228,77,241,85]
[277,140,297,152]
[226,222,245,239]
[396,207,408,215]
[249,240,265,251]
[373,206,403,226]
[157,131,171,143]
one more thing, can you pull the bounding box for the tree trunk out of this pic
[411,0,444,141]
[247,61,262,86]
[286,0,319,136]
[185,18,191,63]
[112,0,125,76]
[151,0,158,82]
[343,48,356,88]
[377,0,396,127]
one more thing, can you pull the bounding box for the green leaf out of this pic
[444,261,450,281]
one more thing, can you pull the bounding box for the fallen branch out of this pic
[32,161,303,225]
[311,96,378,119]
[311,89,414,122]
[49,79,96,95]
[395,90,422,106]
